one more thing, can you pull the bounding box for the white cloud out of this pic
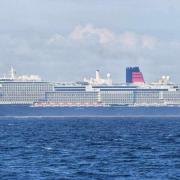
[68,25,158,50]
[119,32,138,49]
[69,24,115,44]
[141,35,157,49]
[47,34,65,45]
[0,24,180,82]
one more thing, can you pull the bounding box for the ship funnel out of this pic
[126,66,145,84]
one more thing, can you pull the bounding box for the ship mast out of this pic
[10,66,16,80]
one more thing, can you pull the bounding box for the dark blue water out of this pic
[0,117,180,180]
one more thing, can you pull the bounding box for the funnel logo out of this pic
[126,67,145,84]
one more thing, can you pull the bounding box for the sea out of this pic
[0,117,180,180]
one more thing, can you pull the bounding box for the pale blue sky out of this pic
[0,0,180,82]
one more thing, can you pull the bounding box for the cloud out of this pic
[0,24,180,82]
[141,35,157,49]
[69,24,115,44]
[42,26,180,82]
[119,32,138,48]
[47,34,65,45]
[68,24,158,50]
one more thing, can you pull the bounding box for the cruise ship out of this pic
[0,66,180,117]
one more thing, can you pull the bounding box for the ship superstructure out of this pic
[0,67,53,104]
[38,67,180,107]
[0,66,180,107]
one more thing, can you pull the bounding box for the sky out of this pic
[0,0,180,83]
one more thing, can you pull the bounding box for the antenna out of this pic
[10,66,16,79]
